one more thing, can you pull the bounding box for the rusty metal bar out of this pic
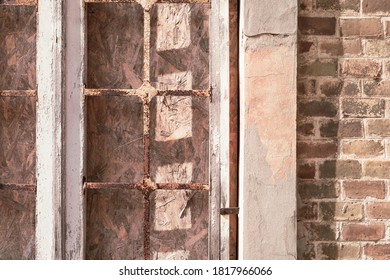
[0,90,37,97]
[0,183,36,191]
[156,90,210,97]
[156,183,210,190]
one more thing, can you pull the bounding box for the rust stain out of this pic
[0,6,36,90]
[0,0,36,6]
[0,90,36,97]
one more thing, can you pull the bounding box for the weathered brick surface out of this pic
[319,160,361,179]
[298,0,390,260]
[298,181,339,200]
[342,223,385,241]
[299,17,336,35]
[340,18,382,38]
[362,0,390,14]
[365,245,390,260]
[317,243,361,260]
[319,202,363,221]
[340,59,382,78]
[367,203,390,219]
[342,140,384,157]
[297,142,337,158]
[342,98,384,118]
[365,161,390,178]
[343,181,386,199]
[339,120,363,137]
[367,119,390,136]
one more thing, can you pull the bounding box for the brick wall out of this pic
[298,0,390,259]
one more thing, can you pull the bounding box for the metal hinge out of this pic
[220,207,239,215]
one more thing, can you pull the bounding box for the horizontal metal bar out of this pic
[156,183,210,190]
[156,90,210,97]
[0,90,37,97]
[0,183,36,192]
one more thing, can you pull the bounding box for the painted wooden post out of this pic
[210,0,230,260]
[36,0,64,259]
[64,0,86,260]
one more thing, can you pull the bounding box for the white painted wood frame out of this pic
[210,0,231,260]
[36,0,65,259]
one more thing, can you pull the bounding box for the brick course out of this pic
[298,0,390,259]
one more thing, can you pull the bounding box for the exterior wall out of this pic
[239,0,298,259]
[298,0,390,259]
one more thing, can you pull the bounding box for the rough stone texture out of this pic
[364,80,390,97]
[339,120,363,137]
[241,34,297,258]
[365,161,390,178]
[362,0,390,14]
[87,96,144,183]
[0,6,36,90]
[298,181,339,200]
[319,160,362,179]
[150,96,209,184]
[86,189,144,260]
[150,190,208,260]
[340,59,382,78]
[86,3,144,89]
[317,243,361,260]
[244,0,297,35]
[150,4,209,90]
[342,98,384,118]
[0,97,36,184]
[299,17,336,35]
[0,189,35,259]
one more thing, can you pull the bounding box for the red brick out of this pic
[367,203,390,219]
[342,140,384,157]
[367,119,390,137]
[297,122,315,138]
[298,162,316,179]
[343,39,362,55]
[319,39,343,56]
[299,100,338,117]
[365,161,390,178]
[318,243,361,260]
[297,142,337,158]
[342,223,385,241]
[340,59,382,78]
[298,181,339,200]
[299,17,336,35]
[319,120,338,137]
[299,59,338,76]
[319,79,343,96]
[339,120,363,138]
[344,181,386,199]
[340,18,382,38]
[297,79,316,96]
[362,0,390,14]
[298,202,318,220]
[319,160,361,179]
[386,21,390,37]
[303,222,337,241]
[342,98,384,118]
[364,80,390,97]
[365,244,390,260]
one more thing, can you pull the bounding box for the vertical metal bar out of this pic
[36,0,64,259]
[64,0,86,259]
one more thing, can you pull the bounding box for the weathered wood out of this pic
[150,190,208,259]
[0,97,36,184]
[0,6,36,90]
[36,0,64,259]
[150,3,209,90]
[86,3,144,89]
[150,96,209,184]
[87,96,144,183]
[86,189,144,259]
[0,189,35,259]
[64,0,85,259]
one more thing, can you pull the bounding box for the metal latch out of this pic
[220,207,239,215]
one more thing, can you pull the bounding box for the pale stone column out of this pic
[238,0,298,259]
